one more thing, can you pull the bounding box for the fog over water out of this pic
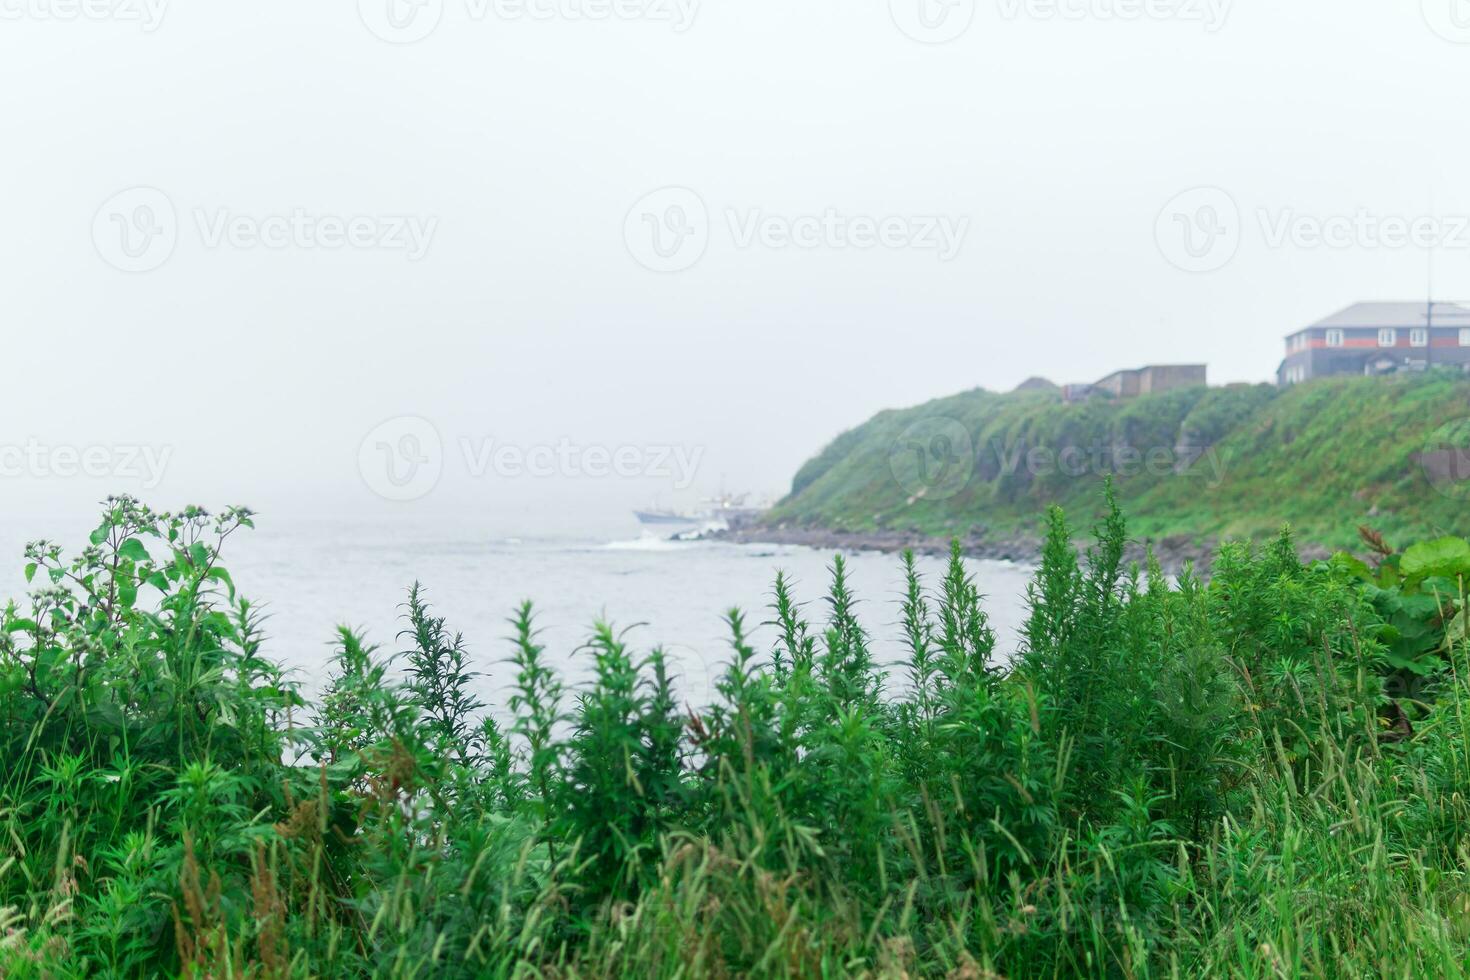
[2,4,1466,667]
[4,3,1470,528]
[0,509,1034,709]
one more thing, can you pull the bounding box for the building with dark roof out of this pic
[1278,302,1470,385]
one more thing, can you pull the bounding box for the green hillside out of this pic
[768,373,1470,551]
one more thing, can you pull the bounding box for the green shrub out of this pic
[0,492,1466,976]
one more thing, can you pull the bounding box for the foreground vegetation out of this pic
[2,490,1470,976]
[773,372,1470,550]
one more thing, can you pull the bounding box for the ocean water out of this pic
[0,511,1035,712]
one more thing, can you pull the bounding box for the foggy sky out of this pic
[4,0,1469,524]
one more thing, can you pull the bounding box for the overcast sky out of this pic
[4,0,1470,524]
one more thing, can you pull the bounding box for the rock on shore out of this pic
[707,519,1331,576]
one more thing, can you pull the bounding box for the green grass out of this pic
[1,490,1470,976]
[769,372,1470,552]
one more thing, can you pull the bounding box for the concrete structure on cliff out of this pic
[1094,364,1208,398]
[1065,364,1208,402]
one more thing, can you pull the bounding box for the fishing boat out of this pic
[632,508,703,528]
[633,492,769,530]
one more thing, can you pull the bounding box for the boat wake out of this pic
[602,536,698,552]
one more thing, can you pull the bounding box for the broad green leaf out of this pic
[1402,537,1470,582]
[206,567,235,599]
[23,563,36,583]
[1334,554,1373,582]
[118,538,151,563]
[1383,651,1441,675]
[1377,561,1402,590]
[84,701,126,732]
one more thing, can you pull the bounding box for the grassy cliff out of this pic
[769,373,1470,551]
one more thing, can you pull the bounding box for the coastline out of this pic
[707,520,1334,576]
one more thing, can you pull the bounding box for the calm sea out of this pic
[0,511,1034,711]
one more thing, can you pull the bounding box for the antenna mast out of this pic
[1427,189,1436,371]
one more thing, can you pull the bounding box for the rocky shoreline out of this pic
[706,520,1333,575]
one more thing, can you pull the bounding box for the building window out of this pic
[1410,328,1428,347]
[1461,328,1470,347]
[1325,329,1344,347]
[1379,328,1397,347]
